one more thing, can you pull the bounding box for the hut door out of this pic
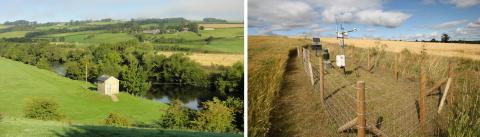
[107,84,112,94]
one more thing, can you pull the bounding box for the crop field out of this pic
[321,38,480,60]
[40,31,136,44]
[0,31,31,38]
[158,51,243,66]
[199,24,244,29]
[0,24,12,29]
[0,57,167,124]
[248,36,480,137]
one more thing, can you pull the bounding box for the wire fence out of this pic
[297,45,450,137]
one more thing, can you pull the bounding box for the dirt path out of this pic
[268,50,333,137]
[268,49,441,137]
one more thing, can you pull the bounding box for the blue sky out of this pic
[249,0,480,41]
[0,0,244,23]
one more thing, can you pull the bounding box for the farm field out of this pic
[0,57,167,124]
[320,38,480,60]
[158,51,243,66]
[199,24,244,29]
[0,31,30,38]
[248,36,480,137]
[0,117,242,137]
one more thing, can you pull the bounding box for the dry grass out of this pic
[248,36,309,137]
[157,51,243,66]
[320,38,480,60]
[199,24,244,29]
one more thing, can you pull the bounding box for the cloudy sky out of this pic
[0,0,244,23]
[249,0,480,41]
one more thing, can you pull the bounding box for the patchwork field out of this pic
[158,51,243,66]
[199,24,244,29]
[0,31,30,38]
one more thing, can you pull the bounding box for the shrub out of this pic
[193,98,235,132]
[157,99,191,129]
[104,112,130,127]
[0,112,4,122]
[24,97,64,121]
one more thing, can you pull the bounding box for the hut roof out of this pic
[97,75,114,82]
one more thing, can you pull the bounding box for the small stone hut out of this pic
[97,75,119,95]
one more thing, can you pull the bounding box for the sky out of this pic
[0,0,244,23]
[249,0,480,41]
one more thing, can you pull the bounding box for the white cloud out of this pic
[422,0,480,8]
[432,19,467,29]
[356,10,411,28]
[249,0,411,35]
[466,18,480,28]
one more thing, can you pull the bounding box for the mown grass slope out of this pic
[0,117,242,137]
[0,57,167,124]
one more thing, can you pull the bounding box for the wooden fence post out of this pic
[394,54,398,80]
[367,50,371,69]
[356,81,366,137]
[419,66,427,129]
[447,63,454,104]
[319,47,324,99]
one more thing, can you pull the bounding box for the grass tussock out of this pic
[247,36,308,137]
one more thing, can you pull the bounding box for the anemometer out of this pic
[335,14,357,74]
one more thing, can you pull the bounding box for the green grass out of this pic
[199,28,243,38]
[0,117,242,137]
[0,57,167,124]
[40,31,136,44]
[0,31,31,38]
[0,24,12,29]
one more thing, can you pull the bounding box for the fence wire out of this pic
[298,46,442,137]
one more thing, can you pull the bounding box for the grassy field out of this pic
[0,24,12,29]
[320,38,480,60]
[249,36,480,136]
[41,31,136,44]
[0,117,242,137]
[157,51,243,66]
[0,31,31,38]
[152,28,244,53]
[0,57,167,124]
[199,24,244,29]
[247,36,308,137]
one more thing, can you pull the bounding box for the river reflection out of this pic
[145,85,216,110]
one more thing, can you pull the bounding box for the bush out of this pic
[24,97,64,121]
[104,112,130,127]
[157,99,191,129]
[193,98,235,132]
[0,112,4,122]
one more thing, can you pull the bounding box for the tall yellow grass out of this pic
[248,36,308,137]
[157,51,243,66]
[321,38,480,60]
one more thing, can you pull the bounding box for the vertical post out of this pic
[394,54,398,80]
[367,50,371,70]
[419,66,427,129]
[356,81,366,137]
[447,62,454,104]
[319,47,324,99]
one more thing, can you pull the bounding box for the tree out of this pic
[441,33,450,43]
[193,98,235,132]
[157,99,191,129]
[120,55,151,96]
[214,62,243,98]
[430,38,437,42]
[205,36,214,45]
[36,57,51,70]
[135,34,145,42]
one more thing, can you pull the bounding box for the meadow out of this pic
[0,31,31,38]
[0,57,167,124]
[198,24,244,29]
[248,36,480,137]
